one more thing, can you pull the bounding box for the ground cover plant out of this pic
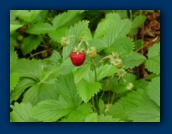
[10,10,160,122]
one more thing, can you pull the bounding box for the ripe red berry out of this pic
[70,51,86,66]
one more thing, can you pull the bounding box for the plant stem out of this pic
[135,42,149,52]
[129,10,133,21]
[92,97,96,112]
[91,59,97,82]
[29,50,47,58]
[84,40,98,111]
[100,75,113,100]
[78,41,83,48]
[110,92,116,104]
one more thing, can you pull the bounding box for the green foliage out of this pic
[74,64,91,83]
[27,23,55,34]
[147,77,160,106]
[122,52,146,69]
[21,36,42,55]
[62,20,90,59]
[62,103,92,122]
[131,15,146,35]
[10,23,23,33]
[10,102,36,122]
[10,10,160,122]
[52,10,84,29]
[10,72,20,92]
[77,79,101,103]
[97,64,118,81]
[13,10,42,23]
[104,14,130,41]
[31,99,74,122]
[106,37,134,56]
[10,46,20,91]
[108,77,160,122]
[145,43,160,74]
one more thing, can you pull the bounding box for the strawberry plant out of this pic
[10,10,160,122]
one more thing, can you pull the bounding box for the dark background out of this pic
[0,0,170,134]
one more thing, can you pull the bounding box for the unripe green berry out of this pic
[61,37,69,47]
[87,46,97,59]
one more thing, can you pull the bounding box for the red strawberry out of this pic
[70,50,86,66]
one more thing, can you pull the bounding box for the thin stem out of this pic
[83,40,98,111]
[100,75,113,100]
[92,97,96,112]
[135,42,149,52]
[29,50,47,58]
[129,10,134,40]
[91,59,97,82]
[84,40,91,49]
[129,10,133,21]
[110,92,116,104]
[78,41,83,48]
[139,10,143,16]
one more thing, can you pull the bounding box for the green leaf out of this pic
[131,15,146,35]
[97,64,118,81]
[10,102,36,122]
[94,18,114,39]
[13,59,42,81]
[122,52,146,69]
[98,99,105,114]
[38,83,59,101]
[103,17,131,47]
[48,27,68,43]
[14,10,42,22]
[85,113,98,122]
[21,36,41,55]
[10,23,23,33]
[148,43,160,58]
[74,64,91,84]
[76,79,101,103]
[124,73,136,83]
[108,88,160,121]
[63,103,92,122]
[56,73,82,106]
[31,73,87,122]
[52,10,84,29]
[23,83,59,106]
[84,70,95,83]
[39,65,60,83]
[133,79,148,90]
[147,77,160,106]
[43,50,62,66]
[10,45,18,70]
[31,98,74,122]
[132,15,146,28]
[112,83,126,93]
[10,78,36,103]
[33,10,49,23]
[62,20,89,59]
[106,37,134,56]
[27,23,55,34]
[145,56,160,74]
[116,10,128,19]
[145,43,160,74]
[128,106,160,122]
[22,85,39,105]
[94,12,122,39]
[59,58,75,75]
[98,114,121,122]
[10,72,20,92]
[88,39,107,52]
